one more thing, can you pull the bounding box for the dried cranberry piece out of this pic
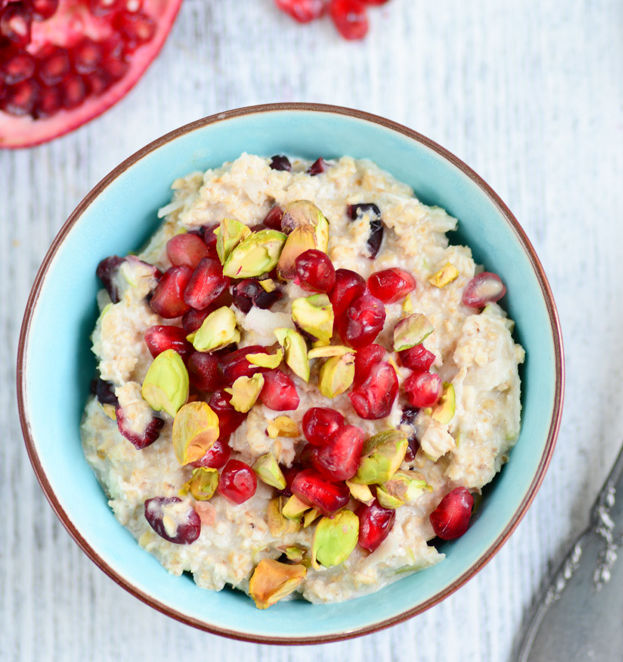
[90,377,118,406]
[260,370,299,411]
[357,500,395,552]
[232,278,282,313]
[349,361,398,419]
[430,487,474,540]
[347,203,384,256]
[144,497,201,544]
[328,268,366,319]
[218,459,257,504]
[116,407,164,450]
[269,154,291,171]
[144,325,192,360]
[307,157,326,175]
[96,255,125,303]
[302,407,345,447]
[291,468,350,515]
[311,424,365,481]
[263,205,284,230]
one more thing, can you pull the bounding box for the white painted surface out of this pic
[1,1,622,660]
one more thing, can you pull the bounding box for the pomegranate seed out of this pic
[220,345,268,384]
[348,203,384,257]
[71,39,103,75]
[399,344,435,371]
[403,371,442,408]
[209,389,246,440]
[291,468,350,515]
[187,352,221,391]
[90,377,118,406]
[339,292,386,348]
[60,74,86,109]
[307,157,326,175]
[191,438,231,469]
[85,71,110,96]
[150,265,193,318]
[329,268,366,318]
[2,78,38,116]
[295,249,336,293]
[263,205,284,230]
[144,497,201,544]
[361,0,388,3]
[36,46,70,86]
[0,51,35,85]
[31,0,58,20]
[462,272,506,308]
[33,84,61,117]
[329,0,368,39]
[96,256,124,303]
[115,10,156,51]
[430,487,474,540]
[182,258,229,310]
[144,325,192,361]
[260,370,300,411]
[275,0,325,23]
[302,407,345,447]
[353,343,385,386]
[218,459,257,504]
[101,55,128,82]
[123,0,142,11]
[202,224,219,255]
[89,0,119,15]
[231,278,282,313]
[280,463,301,496]
[311,424,364,481]
[357,500,395,552]
[269,155,291,171]
[166,233,210,269]
[0,2,32,48]
[368,268,416,304]
[116,406,164,449]
[181,307,211,333]
[349,361,398,419]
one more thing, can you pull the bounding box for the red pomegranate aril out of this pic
[149,265,193,318]
[90,377,118,406]
[144,497,201,544]
[291,469,350,515]
[71,39,103,75]
[33,83,60,117]
[361,0,388,3]
[202,224,218,253]
[0,51,35,85]
[60,74,86,109]
[348,203,384,258]
[144,325,192,360]
[263,205,284,230]
[191,438,231,469]
[116,406,164,449]
[399,344,435,371]
[260,370,300,411]
[181,307,211,333]
[307,157,326,175]
[302,407,345,446]
[0,2,32,48]
[218,459,257,504]
[36,45,70,86]
[2,78,38,116]
[295,249,336,293]
[462,272,506,308]
[339,292,386,348]
[349,361,398,419]
[96,255,124,302]
[353,343,385,386]
[84,71,109,95]
[368,268,416,304]
[31,0,59,20]
[312,424,364,481]
[403,371,442,408]
[187,351,221,391]
[274,0,325,23]
[101,54,128,81]
[430,487,474,540]
[269,154,291,171]
[183,258,229,310]
[329,0,369,40]
[220,345,268,384]
[166,233,210,269]
[115,10,156,51]
[89,0,119,15]
[357,500,395,552]
[329,268,366,318]
[209,389,246,440]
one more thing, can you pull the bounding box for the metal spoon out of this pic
[516,444,623,661]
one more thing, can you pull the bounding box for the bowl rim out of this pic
[16,102,565,645]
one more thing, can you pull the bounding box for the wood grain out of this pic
[1,0,622,660]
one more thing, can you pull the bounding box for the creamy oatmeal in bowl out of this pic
[81,151,524,609]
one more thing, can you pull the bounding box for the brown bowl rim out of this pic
[16,102,565,645]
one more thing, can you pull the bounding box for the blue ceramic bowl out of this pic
[18,104,564,643]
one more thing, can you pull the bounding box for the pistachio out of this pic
[318,352,355,398]
[100,403,117,420]
[352,430,408,485]
[402,294,414,314]
[248,558,306,609]
[284,546,306,563]
[266,415,299,438]
[172,401,220,465]
[382,470,431,503]
[429,263,459,288]
[312,510,359,568]
[431,383,456,424]
[259,278,277,293]
[245,349,283,369]
[253,452,287,490]
[308,345,354,359]
[214,218,251,264]
[303,508,321,528]
[346,480,375,505]
[274,328,310,382]
[291,294,334,343]
[282,494,309,520]
[224,373,264,413]
[375,486,404,509]
[267,497,301,536]
[141,349,189,417]
[187,306,240,352]
[393,313,434,352]
[222,229,287,279]
[182,467,219,501]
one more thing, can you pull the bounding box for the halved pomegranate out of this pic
[0,0,182,148]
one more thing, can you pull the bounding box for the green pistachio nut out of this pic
[187,306,240,352]
[291,294,334,343]
[393,313,434,352]
[282,494,309,520]
[308,345,354,359]
[312,510,359,568]
[285,546,306,563]
[431,383,456,424]
[215,218,251,264]
[248,558,307,609]
[381,470,431,503]
[346,480,375,505]
[222,229,287,279]
[141,349,189,417]
[266,415,299,438]
[259,278,277,292]
[318,352,355,398]
[224,373,264,413]
[267,497,301,536]
[172,401,220,465]
[184,467,219,501]
[429,263,459,288]
[245,349,283,369]
[352,430,408,485]
[274,328,310,382]
[303,508,321,528]
[253,452,287,490]
[375,486,404,509]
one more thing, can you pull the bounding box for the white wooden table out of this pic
[2,1,622,659]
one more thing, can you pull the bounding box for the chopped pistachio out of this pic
[274,328,310,382]
[100,403,117,420]
[308,345,354,359]
[267,497,301,536]
[214,218,251,264]
[285,546,306,563]
[346,480,375,505]
[375,486,404,509]
[172,401,220,465]
[248,558,306,609]
[352,430,408,485]
[382,470,431,503]
[187,306,240,352]
[429,263,459,288]
[402,294,414,314]
[431,383,456,424]
[318,353,355,398]
[303,508,321,528]
[182,467,219,500]
[245,349,283,369]
[312,511,359,568]
[393,313,434,352]
[224,373,264,413]
[266,416,299,438]
[141,349,189,417]
[259,278,277,293]
[291,294,334,343]
[253,452,286,490]
[222,229,286,279]
[282,494,309,520]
